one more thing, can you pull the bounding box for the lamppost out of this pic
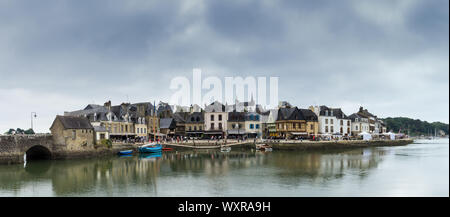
[31,112,37,132]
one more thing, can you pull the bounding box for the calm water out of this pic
[0,139,448,197]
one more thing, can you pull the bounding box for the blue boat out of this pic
[138,143,162,153]
[118,150,133,155]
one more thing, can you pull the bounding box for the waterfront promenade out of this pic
[143,139,414,150]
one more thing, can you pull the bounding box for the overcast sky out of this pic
[0,0,448,133]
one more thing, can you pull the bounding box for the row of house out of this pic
[56,99,387,144]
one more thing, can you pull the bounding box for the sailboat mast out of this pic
[153,101,156,142]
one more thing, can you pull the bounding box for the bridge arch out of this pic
[25,145,52,161]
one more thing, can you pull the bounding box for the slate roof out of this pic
[157,102,173,114]
[277,107,305,121]
[93,126,108,132]
[228,111,245,122]
[160,118,176,129]
[205,101,226,112]
[357,107,376,118]
[348,113,366,121]
[299,109,318,121]
[319,106,349,119]
[172,112,189,123]
[52,116,94,130]
[245,112,260,121]
[186,112,204,123]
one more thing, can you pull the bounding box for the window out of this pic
[340,127,343,133]
[219,123,222,129]
[219,115,222,121]
[250,115,254,120]
[347,121,350,126]
[325,119,328,124]
[356,125,359,131]
[211,123,214,129]
[144,128,146,133]
[331,119,334,124]
[211,115,214,121]
[189,126,191,131]
[325,126,328,133]
[340,120,343,125]
[72,130,76,140]
[310,124,314,130]
[100,133,105,140]
[250,124,254,129]
[256,124,260,129]
[194,126,197,131]
[331,126,334,132]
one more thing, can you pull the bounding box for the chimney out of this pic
[104,101,111,111]
[359,106,363,112]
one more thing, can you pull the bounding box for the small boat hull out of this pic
[138,144,163,153]
[118,150,133,155]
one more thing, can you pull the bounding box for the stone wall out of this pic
[0,134,54,164]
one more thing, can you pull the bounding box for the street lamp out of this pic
[31,112,37,132]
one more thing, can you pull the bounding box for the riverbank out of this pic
[163,139,414,151]
[0,138,414,164]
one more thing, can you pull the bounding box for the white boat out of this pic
[220,146,231,152]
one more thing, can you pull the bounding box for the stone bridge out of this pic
[0,134,61,164]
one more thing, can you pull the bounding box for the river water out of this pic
[0,139,448,197]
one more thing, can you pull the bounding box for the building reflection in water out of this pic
[0,147,388,196]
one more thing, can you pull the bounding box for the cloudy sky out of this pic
[0,0,448,133]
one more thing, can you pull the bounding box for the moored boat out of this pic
[118,150,133,155]
[220,146,231,152]
[138,143,162,153]
[256,144,272,151]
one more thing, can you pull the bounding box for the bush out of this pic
[99,139,112,148]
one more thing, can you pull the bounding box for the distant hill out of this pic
[383,117,449,136]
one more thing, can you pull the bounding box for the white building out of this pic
[310,106,351,136]
[244,112,262,138]
[348,113,370,136]
[204,101,228,137]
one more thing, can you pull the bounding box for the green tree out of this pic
[5,128,15,135]
[24,128,35,134]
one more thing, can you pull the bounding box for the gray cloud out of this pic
[0,0,448,133]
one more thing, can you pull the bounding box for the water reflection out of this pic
[0,139,447,196]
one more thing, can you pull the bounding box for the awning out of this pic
[149,132,166,137]
[203,131,224,135]
[227,129,245,135]
[291,132,308,135]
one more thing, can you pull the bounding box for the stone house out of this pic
[204,101,228,138]
[185,112,204,138]
[227,111,246,138]
[276,107,308,139]
[299,109,319,138]
[159,118,176,137]
[244,112,262,138]
[264,109,279,138]
[50,116,95,150]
